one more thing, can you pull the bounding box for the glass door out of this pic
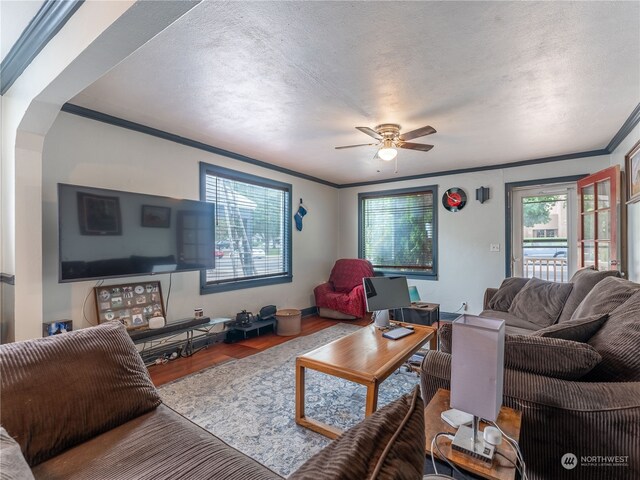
[577,166,621,272]
[512,183,576,282]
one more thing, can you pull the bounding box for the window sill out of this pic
[200,274,293,294]
[374,269,438,281]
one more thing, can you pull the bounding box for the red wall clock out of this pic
[442,188,467,212]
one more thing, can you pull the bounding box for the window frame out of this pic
[199,162,293,294]
[358,185,438,280]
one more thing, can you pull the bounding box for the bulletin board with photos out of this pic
[94,281,165,330]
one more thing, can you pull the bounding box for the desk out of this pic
[424,389,522,480]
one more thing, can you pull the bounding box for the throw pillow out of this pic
[487,277,531,312]
[570,276,640,320]
[585,289,640,381]
[289,387,425,480]
[0,322,161,466]
[508,277,573,328]
[558,267,621,322]
[503,335,601,380]
[533,313,608,342]
[0,427,34,480]
[438,323,600,379]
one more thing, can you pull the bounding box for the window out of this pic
[200,162,292,293]
[358,186,438,278]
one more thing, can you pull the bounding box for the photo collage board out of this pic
[94,281,165,330]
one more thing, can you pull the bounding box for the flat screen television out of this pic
[363,276,411,312]
[58,183,215,282]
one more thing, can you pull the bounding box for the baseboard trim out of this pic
[301,306,318,318]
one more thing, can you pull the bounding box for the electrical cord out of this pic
[430,432,469,479]
[495,451,524,478]
[165,272,173,317]
[489,421,528,480]
[83,280,103,326]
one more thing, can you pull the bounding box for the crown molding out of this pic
[0,0,84,95]
[606,103,640,153]
[338,150,608,188]
[61,104,339,188]
[60,101,638,189]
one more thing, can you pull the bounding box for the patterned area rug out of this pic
[159,323,420,477]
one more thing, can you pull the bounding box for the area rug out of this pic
[159,323,420,477]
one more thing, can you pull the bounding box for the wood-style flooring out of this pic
[148,314,371,387]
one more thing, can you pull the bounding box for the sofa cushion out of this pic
[31,404,282,480]
[558,267,621,322]
[570,276,640,320]
[0,322,161,466]
[533,313,608,342]
[438,323,600,380]
[329,259,374,294]
[0,427,34,480]
[509,277,573,328]
[502,335,601,380]
[505,325,538,336]
[289,387,424,480]
[584,290,640,381]
[487,277,530,312]
[479,310,542,332]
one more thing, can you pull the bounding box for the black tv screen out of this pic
[58,184,215,282]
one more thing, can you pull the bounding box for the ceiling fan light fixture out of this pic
[378,147,397,161]
[378,138,397,161]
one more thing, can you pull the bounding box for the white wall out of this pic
[37,110,640,328]
[609,124,640,282]
[338,156,611,314]
[42,112,339,328]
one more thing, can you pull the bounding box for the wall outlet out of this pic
[460,302,467,311]
[490,243,500,252]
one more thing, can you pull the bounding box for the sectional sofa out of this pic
[0,322,425,480]
[422,271,640,479]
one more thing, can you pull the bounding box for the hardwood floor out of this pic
[148,314,371,387]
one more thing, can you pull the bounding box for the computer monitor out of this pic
[408,285,421,303]
[363,276,411,312]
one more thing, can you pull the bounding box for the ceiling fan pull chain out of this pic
[394,157,398,174]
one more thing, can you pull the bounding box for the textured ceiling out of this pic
[71,1,640,184]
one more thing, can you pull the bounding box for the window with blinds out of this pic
[200,163,292,293]
[359,186,438,277]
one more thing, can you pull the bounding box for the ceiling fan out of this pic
[335,123,436,163]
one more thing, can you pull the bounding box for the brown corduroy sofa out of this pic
[0,321,283,480]
[479,267,622,335]
[1,321,428,480]
[421,275,640,480]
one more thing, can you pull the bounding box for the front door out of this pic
[512,183,577,282]
[577,165,622,272]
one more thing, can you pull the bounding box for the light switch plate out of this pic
[490,243,500,252]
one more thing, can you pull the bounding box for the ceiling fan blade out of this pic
[355,127,383,140]
[399,142,434,152]
[400,125,436,141]
[335,143,378,150]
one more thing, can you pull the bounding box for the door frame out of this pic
[505,175,587,278]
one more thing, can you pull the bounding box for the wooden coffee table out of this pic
[295,323,436,438]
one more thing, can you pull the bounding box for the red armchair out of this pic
[314,259,374,319]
